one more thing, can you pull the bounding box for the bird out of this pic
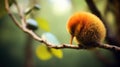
[66,11,106,48]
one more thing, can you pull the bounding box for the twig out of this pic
[14,0,26,26]
[5,0,22,29]
[5,0,120,52]
[99,43,120,51]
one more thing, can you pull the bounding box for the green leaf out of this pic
[41,32,60,45]
[36,45,52,61]
[35,17,50,31]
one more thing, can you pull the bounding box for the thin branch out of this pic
[85,1,120,66]
[85,0,120,45]
[14,0,26,26]
[5,0,22,29]
[85,0,102,20]
[99,43,120,51]
[5,0,120,52]
[14,1,21,15]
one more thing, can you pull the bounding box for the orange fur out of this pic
[67,12,106,48]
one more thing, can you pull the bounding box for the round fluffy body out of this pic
[67,12,106,47]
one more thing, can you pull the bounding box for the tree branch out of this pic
[85,0,120,45]
[85,0,102,20]
[86,0,120,67]
[5,0,120,52]
[99,43,120,51]
[5,0,22,29]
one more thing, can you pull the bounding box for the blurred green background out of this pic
[0,0,116,67]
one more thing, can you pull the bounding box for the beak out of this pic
[70,35,74,45]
